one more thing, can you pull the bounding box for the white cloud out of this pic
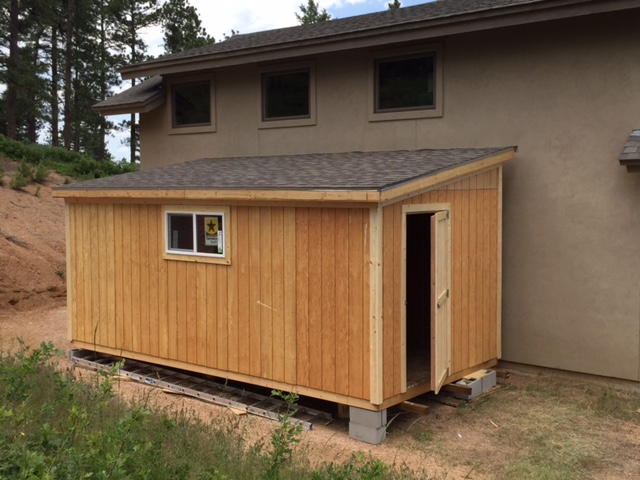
[142,0,385,55]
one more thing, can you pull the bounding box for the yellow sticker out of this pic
[204,217,218,236]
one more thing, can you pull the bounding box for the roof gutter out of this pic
[119,0,640,80]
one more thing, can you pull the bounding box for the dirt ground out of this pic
[1,160,640,479]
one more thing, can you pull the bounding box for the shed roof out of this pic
[619,130,640,172]
[54,147,515,204]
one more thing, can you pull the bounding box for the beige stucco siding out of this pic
[139,11,640,381]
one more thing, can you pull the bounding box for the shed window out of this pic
[375,54,435,112]
[166,211,225,258]
[172,82,211,127]
[262,69,310,120]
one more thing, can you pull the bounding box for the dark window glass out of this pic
[196,214,223,255]
[263,70,310,120]
[168,214,193,250]
[376,55,435,112]
[173,83,211,127]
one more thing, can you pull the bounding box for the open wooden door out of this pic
[431,210,451,394]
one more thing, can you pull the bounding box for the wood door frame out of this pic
[400,203,451,393]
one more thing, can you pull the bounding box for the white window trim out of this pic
[258,61,317,129]
[166,75,217,135]
[162,205,230,265]
[368,44,443,122]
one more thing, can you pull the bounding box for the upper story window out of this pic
[375,54,435,112]
[368,44,443,122]
[259,61,316,129]
[167,77,216,134]
[172,82,211,127]
[262,69,310,120]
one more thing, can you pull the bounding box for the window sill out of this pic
[258,116,316,129]
[169,124,216,135]
[368,107,442,122]
[163,251,230,265]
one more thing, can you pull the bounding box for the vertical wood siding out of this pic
[67,204,371,401]
[381,169,500,400]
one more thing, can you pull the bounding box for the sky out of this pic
[108,0,428,161]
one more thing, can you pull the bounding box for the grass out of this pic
[435,374,640,479]
[0,341,432,480]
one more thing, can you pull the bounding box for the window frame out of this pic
[368,44,443,122]
[162,205,230,265]
[258,61,317,129]
[166,76,216,135]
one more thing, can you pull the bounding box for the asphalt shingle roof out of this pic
[58,147,513,192]
[619,130,640,172]
[136,0,545,67]
[94,76,163,110]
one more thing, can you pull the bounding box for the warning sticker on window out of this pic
[204,217,218,247]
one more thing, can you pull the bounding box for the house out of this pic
[54,0,640,443]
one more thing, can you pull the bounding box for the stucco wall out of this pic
[139,10,640,381]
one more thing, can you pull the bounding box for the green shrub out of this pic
[0,134,139,181]
[0,162,4,186]
[33,163,49,183]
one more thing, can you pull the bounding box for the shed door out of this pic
[431,210,451,394]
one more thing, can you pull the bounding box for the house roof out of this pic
[618,130,640,173]
[94,76,164,114]
[98,0,640,112]
[54,147,515,204]
[117,0,638,80]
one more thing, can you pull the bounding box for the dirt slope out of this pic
[0,160,67,311]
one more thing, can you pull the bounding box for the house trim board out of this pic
[497,165,503,359]
[65,203,73,343]
[369,206,384,405]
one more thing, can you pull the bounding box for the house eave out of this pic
[93,91,165,116]
[118,0,640,80]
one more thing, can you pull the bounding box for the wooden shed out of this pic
[54,147,513,417]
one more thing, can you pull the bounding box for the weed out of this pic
[34,186,40,197]
[0,341,429,480]
[313,451,389,479]
[263,390,304,479]
[0,162,4,185]
[56,270,65,280]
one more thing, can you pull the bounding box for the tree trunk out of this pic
[63,0,75,150]
[27,31,44,143]
[51,27,59,147]
[7,0,20,140]
[73,69,80,152]
[98,10,106,160]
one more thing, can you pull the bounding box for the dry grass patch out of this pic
[400,371,640,479]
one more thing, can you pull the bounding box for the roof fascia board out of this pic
[379,149,515,205]
[52,187,382,204]
[119,0,640,79]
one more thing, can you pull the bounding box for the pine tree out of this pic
[388,0,401,9]
[295,0,331,25]
[160,0,213,55]
[111,0,160,162]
